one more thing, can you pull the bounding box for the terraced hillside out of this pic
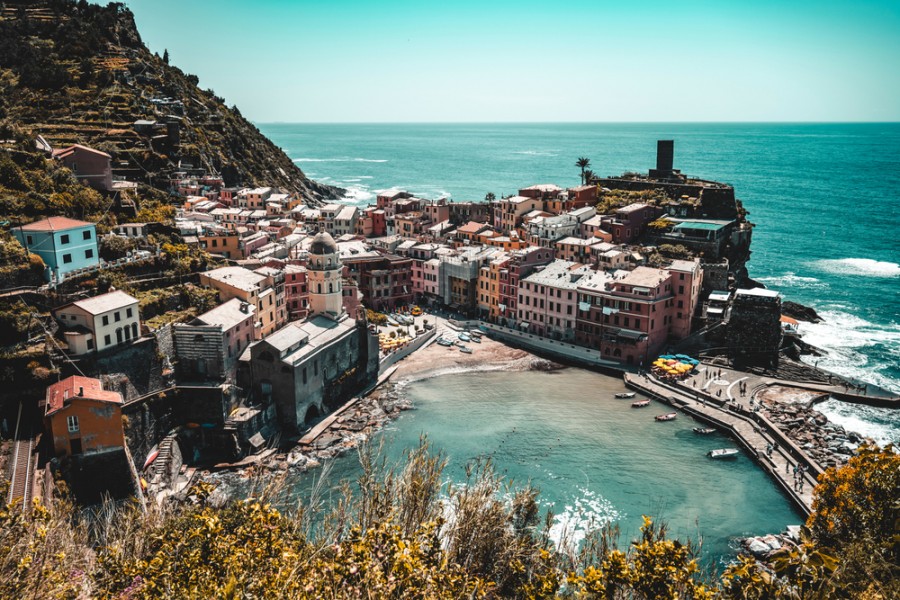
[0,0,338,201]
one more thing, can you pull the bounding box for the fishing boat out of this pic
[707,448,740,459]
[655,412,677,422]
[436,337,453,347]
[470,336,481,343]
[631,399,651,408]
[459,346,472,354]
[458,332,471,342]
[615,392,636,399]
[470,331,482,340]
[386,316,399,326]
[693,427,716,435]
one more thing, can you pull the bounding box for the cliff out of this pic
[0,0,340,201]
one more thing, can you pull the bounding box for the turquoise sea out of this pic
[232,123,899,563]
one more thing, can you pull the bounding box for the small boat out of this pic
[470,331,482,340]
[655,412,677,422]
[615,392,636,399]
[143,450,160,470]
[632,399,651,408]
[470,336,481,343]
[436,337,453,347]
[708,448,740,459]
[411,306,422,316]
[459,346,472,354]
[693,427,716,435]
[386,316,399,326]
[458,332,471,342]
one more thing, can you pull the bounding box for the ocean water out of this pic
[261,122,900,443]
[216,370,802,565]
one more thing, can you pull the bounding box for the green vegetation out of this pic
[595,188,669,215]
[576,157,591,185]
[1,440,896,599]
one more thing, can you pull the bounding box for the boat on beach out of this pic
[708,448,740,459]
[470,336,481,343]
[386,316,399,326]
[458,332,471,342]
[615,392,636,399]
[436,337,453,347]
[459,346,472,354]
[655,412,677,421]
[693,427,716,435]
[631,399,651,408]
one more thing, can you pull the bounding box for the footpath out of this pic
[624,371,818,516]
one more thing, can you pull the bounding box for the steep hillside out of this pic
[0,0,339,201]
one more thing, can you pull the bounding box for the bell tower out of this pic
[307,226,344,318]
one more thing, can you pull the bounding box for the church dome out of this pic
[309,230,338,256]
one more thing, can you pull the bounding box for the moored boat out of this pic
[693,427,716,435]
[707,448,740,459]
[143,449,160,470]
[459,346,472,354]
[655,412,677,421]
[436,337,453,347]
[631,399,651,408]
[615,392,636,399]
[458,332,471,342]
[470,336,481,343]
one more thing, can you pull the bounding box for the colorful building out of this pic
[53,290,141,355]
[43,376,124,457]
[15,217,99,282]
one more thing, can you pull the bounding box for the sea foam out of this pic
[547,488,622,552]
[812,258,900,278]
[756,272,827,290]
[293,157,388,163]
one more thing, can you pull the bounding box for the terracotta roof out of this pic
[44,376,122,416]
[51,144,111,159]
[20,216,94,232]
[458,221,490,234]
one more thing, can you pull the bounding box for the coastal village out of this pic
[3,133,889,521]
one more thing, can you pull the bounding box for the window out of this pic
[60,234,70,244]
[85,249,94,259]
[63,253,72,264]
[114,311,121,322]
[87,339,94,350]
[126,307,133,318]
[26,235,33,245]
[104,334,111,345]
[83,230,91,240]
[67,415,79,433]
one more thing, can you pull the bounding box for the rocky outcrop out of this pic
[781,301,823,324]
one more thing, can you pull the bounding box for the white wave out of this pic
[341,185,374,204]
[798,309,900,395]
[812,258,900,278]
[814,399,900,446]
[513,150,558,157]
[547,488,621,553]
[756,272,826,290]
[293,157,388,163]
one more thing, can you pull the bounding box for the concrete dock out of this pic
[624,372,819,516]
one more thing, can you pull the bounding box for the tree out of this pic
[582,169,596,185]
[162,48,169,64]
[485,192,496,203]
[576,157,591,185]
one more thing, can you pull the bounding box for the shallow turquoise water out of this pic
[245,368,803,565]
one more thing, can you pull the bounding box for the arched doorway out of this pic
[303,404,322,426]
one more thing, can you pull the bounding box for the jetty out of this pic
[624,371,819,516]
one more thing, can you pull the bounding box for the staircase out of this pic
[150,434,176,482]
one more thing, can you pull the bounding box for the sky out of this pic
[123,0,900,123]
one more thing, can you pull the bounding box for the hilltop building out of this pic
[52,290,141,355]
[15,217,99,282]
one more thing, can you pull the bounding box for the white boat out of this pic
[386,316,399,326]
[615,392,636,399]
[470,336,481,343]
[632,399,651,408]
[436,337,453,347]
[459,346,472,354]
[707,448,740,459]
[655,412,677,422]
[693,427,716,435]
[458,332,471,342]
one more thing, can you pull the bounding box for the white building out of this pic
[53,290,141,355]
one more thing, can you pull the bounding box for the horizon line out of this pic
[254,120,900,126]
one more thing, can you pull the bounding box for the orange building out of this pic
[43,376,125,457]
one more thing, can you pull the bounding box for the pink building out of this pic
[284,264,309,320]
[52,144,113,192]
[497,246,555,325]
[517,260,596,341]
[598,203,661,244]
[575,259,703,366]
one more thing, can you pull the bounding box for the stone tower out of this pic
[307,226,344,318]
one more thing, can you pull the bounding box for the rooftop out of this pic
[671,220,731,231]
[192,298,255,329]
[64,290,138,316]
[735,287,780,299]
[45,375,121,416]
[202,266,267,292]
[618,266,668,289]
[20,216,94,232]
[523,260,592,290]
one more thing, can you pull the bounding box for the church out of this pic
[238,228,379,435]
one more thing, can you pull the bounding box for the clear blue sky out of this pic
[123,0,900,123]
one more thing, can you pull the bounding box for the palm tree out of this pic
[582,169,596,185]
[484,192,496,203]
[576,157,591,185]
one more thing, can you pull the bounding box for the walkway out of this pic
[6,401,36,508]
[625,372,818,516]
